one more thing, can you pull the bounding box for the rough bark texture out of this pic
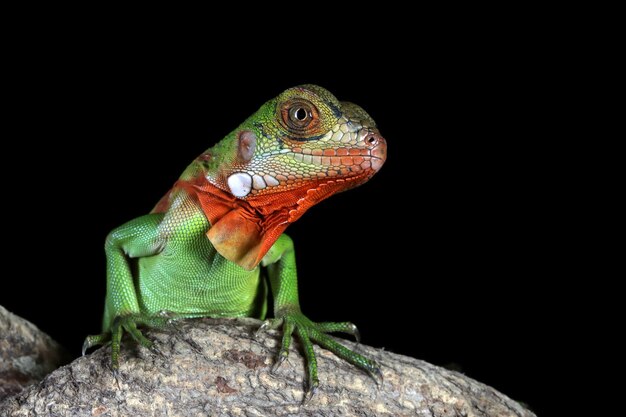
[0,318,535,417]
[0,305,70,401]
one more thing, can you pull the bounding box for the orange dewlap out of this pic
[167,173,368,270]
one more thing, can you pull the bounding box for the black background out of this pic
[1,24,555,415]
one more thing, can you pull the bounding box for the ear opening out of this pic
[238,130,257,162]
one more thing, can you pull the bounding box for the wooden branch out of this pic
[0,318,535,416]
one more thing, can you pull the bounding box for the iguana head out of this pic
[178,85,387,269]
[204,84,386,198]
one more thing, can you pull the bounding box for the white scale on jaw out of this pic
[227,172,279,197]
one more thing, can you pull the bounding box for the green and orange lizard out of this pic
[83,85,387,398]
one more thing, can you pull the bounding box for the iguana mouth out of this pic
[286,132,387,173]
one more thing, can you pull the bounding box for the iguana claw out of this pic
[369,364,384,387]
[82,333,110,356]
[302,383,318,406]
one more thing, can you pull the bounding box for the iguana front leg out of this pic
[83,213,167,370]
[259,234,381,400]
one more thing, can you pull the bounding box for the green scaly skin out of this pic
[83,85,387,399]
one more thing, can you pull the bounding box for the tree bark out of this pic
[0,317,535,417]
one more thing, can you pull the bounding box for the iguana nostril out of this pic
[365,133,384,149]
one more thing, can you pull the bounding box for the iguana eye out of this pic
[291,107,309,122]
[281,100,319,132]
[287,104,313,128]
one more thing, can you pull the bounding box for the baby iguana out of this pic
[84,85,387,399]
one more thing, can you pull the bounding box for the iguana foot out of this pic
[258,309,381,402]
[83,313,170,371]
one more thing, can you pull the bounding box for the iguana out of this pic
[83,85,387,398]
